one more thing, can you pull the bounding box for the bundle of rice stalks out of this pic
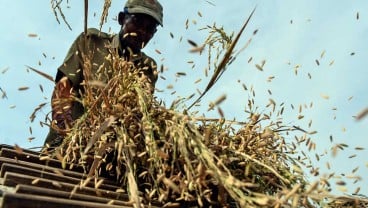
[41,47,312,207]
[38,3,366,207]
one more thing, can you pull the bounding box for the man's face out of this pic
[120,13,158,52]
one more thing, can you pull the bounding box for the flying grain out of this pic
[356,108,368,120]
[189,45,205,53]
[28,33,38,38]
[248,57,252,63]
[205,0,216,6]
[14,144,23,154]
[39,84,44,93]
[175,72,186,77]
[194,79,201,84]
[320,50,326,59]
[18,86,30,91]
[354,187,361,195]
[320,94,330,100]
[214,94,227,106]
[348,154,357,159]
[187,39,198,47]
[155,49,162,54]
[1,67,9,74]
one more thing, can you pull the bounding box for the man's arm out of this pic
[44,31,94,149]
[51,76,75,136]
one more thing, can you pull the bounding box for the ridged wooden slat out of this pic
[0,144,40,155]
[0,157,85,179]
[0,148,84,173]
[0,144,166,207]
[2,192,129,208]
[15,184,134,207]
[0,145,119,185]
[3,172,129,200]
[0,153,118,187]
[0,163,119,191]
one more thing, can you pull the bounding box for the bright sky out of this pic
[1,0,367,197]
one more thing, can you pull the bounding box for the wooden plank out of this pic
[15,184,135,207]
[0,163,120,191]
[0,157,118,187]
[1,162,80,184]
[0,144,40,155]
[0,145,119,186]
[1,192,129,208]
[0,145,165,208]
[3,172,129,200]
[0,148,84,173]
[0,151,120,187]
[0,157,86,179]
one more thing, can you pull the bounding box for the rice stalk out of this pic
[99,0,112,31]
[188,7,256,109]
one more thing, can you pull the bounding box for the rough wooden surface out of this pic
[0,144,161,208]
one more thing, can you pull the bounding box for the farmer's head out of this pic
[118,0,163,52]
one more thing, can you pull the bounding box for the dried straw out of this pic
[40,2,367,207]
[44,50,332,206]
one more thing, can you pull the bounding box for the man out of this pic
[44,0,163,149]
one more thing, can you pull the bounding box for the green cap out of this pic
[125,0,163,26]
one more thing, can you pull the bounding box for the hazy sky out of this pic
[0,0,367,196]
